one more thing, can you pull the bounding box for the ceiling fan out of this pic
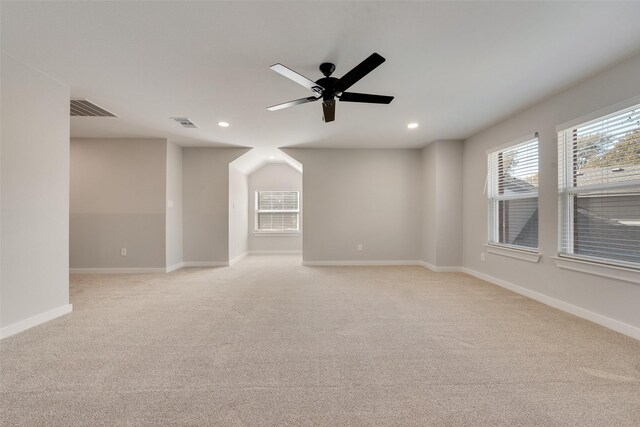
[267,52,394,123]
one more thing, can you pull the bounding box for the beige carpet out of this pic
[1,255,639,426]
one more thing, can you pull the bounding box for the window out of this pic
[487,135,539,250]
[558,103,640,268]
[255,190,300,232]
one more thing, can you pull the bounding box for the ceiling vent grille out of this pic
[70,99,117,117]
[171,117,198,128]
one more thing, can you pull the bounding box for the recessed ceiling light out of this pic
[218,121,230,127]
[269,156,275,160]
[407,122,419,129]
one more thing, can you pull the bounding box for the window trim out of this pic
[253,231,300,236]
[254,189,300,233]
[552,256,640,284]
[557,98,640,269]
[486,133,540,252]
[555,94,640,134]
[485,133,539,155]
[485,244,541,263]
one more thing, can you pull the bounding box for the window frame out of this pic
[486,134,540,253]
[254,190,300,234]
[557,97,640,270]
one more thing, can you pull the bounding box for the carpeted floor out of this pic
[1,255,639,426]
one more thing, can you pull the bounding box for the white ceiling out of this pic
[3,1,640,173]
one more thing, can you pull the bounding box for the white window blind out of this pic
[487,136,539,250]
[558,104,640,267]
[255,191,299,232]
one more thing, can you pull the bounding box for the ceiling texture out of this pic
[3,1,640,172]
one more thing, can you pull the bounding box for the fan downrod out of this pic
[319,62,336,77]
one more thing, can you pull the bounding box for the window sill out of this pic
[484,244,541,263]
[552,256,640,284]
[253,232,300,237]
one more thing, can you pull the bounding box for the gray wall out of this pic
[284,149,422,262]
[183,148,249,263]
[166,142,183,268]
[70,138,167,269]
[434,141,464,267]
[463,52,640,330]
[229,166,249,261]
[422,140,463,268]
[421,143,437,265]
[248,162,302,253]
[1,53,70,330]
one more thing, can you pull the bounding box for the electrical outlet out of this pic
[480,252,486,261]
[121,248,127,257]
[357,244,363,251]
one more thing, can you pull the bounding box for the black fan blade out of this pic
[336,53,386,92]
[270,63,324,93]
[339,92,394,104]
[267,96,319,111]
[322,100,335,122]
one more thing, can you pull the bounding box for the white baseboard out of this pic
[70,262,231,273]
[248,250,302,255]
[166,262,184,273]
[302,260,422,266]
[300,259,464,270]
[182,261,229,268]
[70,268,166,274]
[229,252,248,265]
[418,261,463,273]
[462,267,640,341]
[1,304,73,339]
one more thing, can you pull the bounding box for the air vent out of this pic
[171,117,198,128]
[70,99,117,117]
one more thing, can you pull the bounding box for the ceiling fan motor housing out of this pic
[316,76,339,100]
